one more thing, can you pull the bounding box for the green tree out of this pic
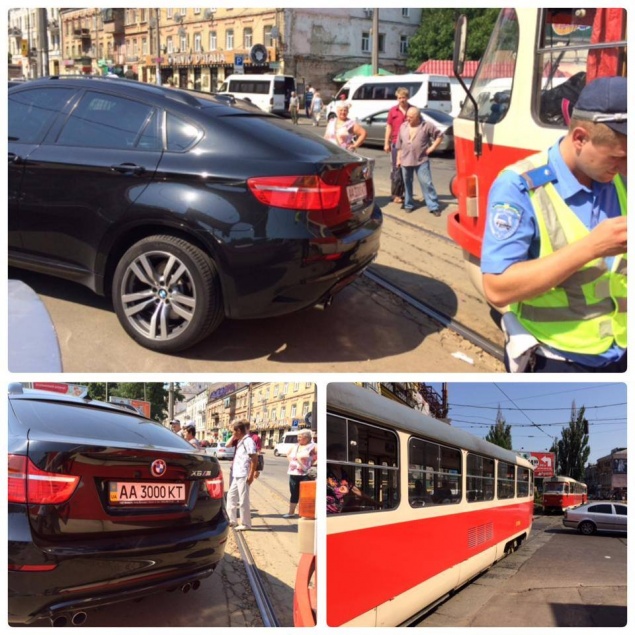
[406,9,500,70]
[485,406,512,450]
[552,403,590,481]
[81,383,183,422]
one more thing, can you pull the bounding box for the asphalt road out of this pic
[416,514,627,627]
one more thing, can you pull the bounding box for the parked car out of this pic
[360,107,455,154]
[207,441,235,460]
[9,76,382,354]
[8,383,228,626]
[562,502,627,535]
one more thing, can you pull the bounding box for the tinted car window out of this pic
[9,87,76,143]
[588,504,612,514]
[137,110,162,151]
[166,112,201,152]
[615,505,627,516]
[58,91,155,149]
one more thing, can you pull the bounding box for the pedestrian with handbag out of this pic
[284,429,317,518]
[384,87,411,204]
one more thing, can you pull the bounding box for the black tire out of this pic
[578,520,596,536]
[112,235,224,353]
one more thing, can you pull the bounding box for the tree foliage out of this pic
[485,406,513,450]
[551,403,591,481]
[406,8,500,70]
[81,383,183,422]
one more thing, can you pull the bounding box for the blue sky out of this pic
[428,382,627,465]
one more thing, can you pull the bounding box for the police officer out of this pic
[481,76,627,372]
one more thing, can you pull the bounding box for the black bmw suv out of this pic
[8,385,228,625]
[9,77,382,353]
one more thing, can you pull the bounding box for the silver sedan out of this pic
[359,108,454,154]
[562,502,627,535]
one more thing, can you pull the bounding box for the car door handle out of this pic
[110,163,146,175]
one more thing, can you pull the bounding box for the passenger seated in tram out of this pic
[432,481,454,504]
[326,443,381,513]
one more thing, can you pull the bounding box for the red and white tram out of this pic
[327,383,535,626]
[448,8,627,293]
[542,475,588,513]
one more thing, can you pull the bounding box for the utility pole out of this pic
[37,8,49,77]
[371,9,379,74]
[168,382,175,419]
[155,8,162,85]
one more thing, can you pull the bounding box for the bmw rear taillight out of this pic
[205,474,224,499]
[247,175,342,211]
[8,455,80,505]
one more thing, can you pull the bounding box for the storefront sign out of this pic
[168,52,227,66]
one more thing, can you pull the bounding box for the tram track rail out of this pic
[233,527,281,627]
[364,268,505,362]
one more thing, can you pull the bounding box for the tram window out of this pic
[517,467,531,497]
[408,437,461,507]
[326,414,399,514]
[497,461,515,499]
[536,9,626,126]
[466,454,495,502]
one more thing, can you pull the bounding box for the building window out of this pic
[274,385,279,397]
[294,383,300,392]
[167,9,173,19]
[291,404,297,418]
[280,407,286,421]
[264,25,273,47]
[361,31,370,53]
[142,37,148,55]
[271,409,277,421]
[283,383,289,395]
[402,8,410,18]
[194,8,201,15]
[209,31,217,51]
[180,33,187,52]
[400,35,408,54]
[244,27,253,49]
[226,29,234,50]
[167,36,173,54]
[194,32,202,52]
[302,402,309,416]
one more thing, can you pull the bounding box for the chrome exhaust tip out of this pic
[51,615,69,627]
[181,582,192,593]
[71,611,88,626]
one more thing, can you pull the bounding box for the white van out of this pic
[217,74,296,115]
[326,73,452,121]
[273,430,315,457]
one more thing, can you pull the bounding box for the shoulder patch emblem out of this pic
[489,202,523,240]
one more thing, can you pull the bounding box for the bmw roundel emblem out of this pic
[151,459,167,477]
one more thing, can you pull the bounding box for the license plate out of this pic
[347,182,367,204]
[109,482,186,505]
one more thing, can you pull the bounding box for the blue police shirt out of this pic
[481,139,625,367]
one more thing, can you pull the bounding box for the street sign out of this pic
[234,54,245,74]
[291,419,299,428]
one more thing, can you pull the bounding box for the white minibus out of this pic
[326,73,452,120]
[218,74,296,114]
